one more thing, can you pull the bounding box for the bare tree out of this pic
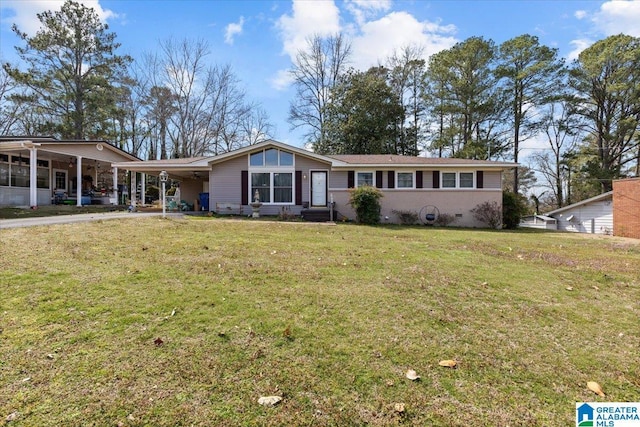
[143,38,270,157]
[288,34,351,152]
[531,101,583,208]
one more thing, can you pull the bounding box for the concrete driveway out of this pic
[0,211,183,229]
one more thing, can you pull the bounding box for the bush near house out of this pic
[349,185,383,224]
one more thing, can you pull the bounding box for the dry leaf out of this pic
[566,286,574,291]
[438,359,457,368]
[405,369,420,381]
[587,381,605,396]
[258,396,282,406]
[154,337,164,346]
[5,412,18,422]
[393,403,405,413]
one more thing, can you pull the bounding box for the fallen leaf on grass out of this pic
[405,369,420,381]
[258,396,282,406]
[393,403,405,413]
[154,337,164,346]
[438,360,457,368]
[5,412,18,422]
[587,381,605,396]
[566,286,574,291]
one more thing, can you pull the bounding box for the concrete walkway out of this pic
[0,211,184,229]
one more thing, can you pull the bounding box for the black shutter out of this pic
[376,171,383,188]
[387,171,395,189]
[476,171,484,189]
[432,170,440,189]
[241,170,248,205]
[295,170,302,205]
[347,171,355,188]
[416,171,423,188]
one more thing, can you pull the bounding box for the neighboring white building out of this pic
[520,214,557,231]
[545,191,613,235]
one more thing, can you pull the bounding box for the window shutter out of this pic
[376,171,383,188]
[476,171,484,188]
[432,170,440,189]
[241,170,248,205]
[347,171,354,188]
[387,171,395,189]
[416,171,423,188]
[295,170,302,205]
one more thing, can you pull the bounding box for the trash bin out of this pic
[199,192,209,211]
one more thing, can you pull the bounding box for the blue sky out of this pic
[2,0,640,151]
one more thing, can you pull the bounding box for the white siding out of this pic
[552,198,613,234]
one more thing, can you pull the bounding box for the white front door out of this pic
[311,171,327,207]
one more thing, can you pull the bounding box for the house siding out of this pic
[552,197,613,234]
[209,152,331,215]
[329,188,503,227]
[613,178,640,239]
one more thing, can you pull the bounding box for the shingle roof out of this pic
[328,154,516,166]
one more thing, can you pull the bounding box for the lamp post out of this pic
[159,170,168,218]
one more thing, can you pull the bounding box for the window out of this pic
[441,171,476,189]
[265,148,278,166]
[10,155,29,187]
[0,154,8,186]
[250,151,264,166]
[442,172,456,188]
[396,172,414,188]
[251,172,293,204]
[249,148,294,167]
[356,172,374,187]
[273,173,292,203]
[460,172,474,188]
[37,159,49,189]
[251,172,270,203]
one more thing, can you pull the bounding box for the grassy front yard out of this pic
[1,218,638,426]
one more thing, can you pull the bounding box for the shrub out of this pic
[471,201,502,229]
[392,209,419,225]
[349,186,383,224]
[146,185,159,201]
[435,213,455,227]
[502,191,528,229]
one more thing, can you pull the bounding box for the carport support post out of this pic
[76,156,82,207]
[28,147,38,208]
[112,167,118,205]
[141,173,146,206]
[160,170,168,218]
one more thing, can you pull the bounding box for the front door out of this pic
[311,171,327,207]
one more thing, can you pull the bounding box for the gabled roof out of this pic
[545,191,613,216]
[206,139,333,165]
[0,136,140,161]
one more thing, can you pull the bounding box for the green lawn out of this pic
[1,218,638,426]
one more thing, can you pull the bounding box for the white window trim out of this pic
[395,171,415,189]
[249,171,295,205]
[440,171,476,189]
[355,171,375,187]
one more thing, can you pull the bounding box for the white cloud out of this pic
[270,68,294,91]
[592,0,640,37]
[224,16,244,45]
[567,38,594,61]
[574,10,587,20]
[1,0,116,35]
[350,11,457,70]
[345,0,391,26]
[273,1,458,90]
[275,0,341,60]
